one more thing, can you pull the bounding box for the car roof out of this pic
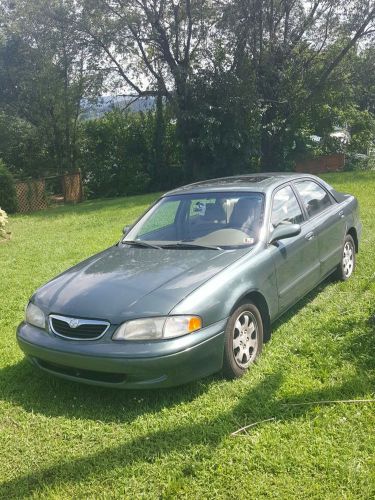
[164,172,321,196]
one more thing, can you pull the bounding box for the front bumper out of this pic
[17,320,226,388]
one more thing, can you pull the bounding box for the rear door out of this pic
[270,184,320,312]
[293,179,346,278]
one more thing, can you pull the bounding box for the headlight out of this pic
[113,315,202,341]
[25,302,46,329]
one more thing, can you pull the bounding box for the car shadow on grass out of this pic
[0,358,220,424]
[1,362,374,499]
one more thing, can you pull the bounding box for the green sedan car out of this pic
[17,173,361,388]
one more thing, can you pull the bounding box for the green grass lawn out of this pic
[1,173,374,499]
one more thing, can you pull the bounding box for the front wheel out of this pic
[222,302,263,379]
[334,234,356,281]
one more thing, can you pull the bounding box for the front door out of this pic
[269,185,320,313]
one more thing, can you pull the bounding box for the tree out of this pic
[221,0,375,169]
[65,0,217,179]
[0,111,49,178]
[0,0,101,175]
[1,0,374,187]
[351,46,375,116]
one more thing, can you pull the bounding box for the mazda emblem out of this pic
[69,318,80,329]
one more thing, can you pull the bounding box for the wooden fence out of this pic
[15,172,83,213]
[295,154,345,174]
[15,179,48,213]
[63,172,83,203]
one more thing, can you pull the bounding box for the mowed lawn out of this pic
[0,172,374,499]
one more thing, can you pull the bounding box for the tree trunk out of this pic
[152,89,165,188]
[260,127,286,171]
[174,78,198,183]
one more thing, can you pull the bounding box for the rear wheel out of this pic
[223,302,263,379]
[334,234,356,281]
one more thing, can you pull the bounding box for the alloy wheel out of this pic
[232,311,258,368]
[343,241,354,278]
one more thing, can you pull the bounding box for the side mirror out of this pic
[122,225,130,236]
[269,223,301,244]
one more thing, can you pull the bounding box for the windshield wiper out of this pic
[161,242,223,251]
[123,240,222,251]
[122,240,162,249]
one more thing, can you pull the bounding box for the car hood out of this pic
[33,245,250,323]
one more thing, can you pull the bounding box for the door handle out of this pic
[339,210,345,219]
[305,231,315,241]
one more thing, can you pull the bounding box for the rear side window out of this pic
[271,185,304,229]
[294,180,332,218]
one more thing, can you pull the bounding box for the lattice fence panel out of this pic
[63,172,82,203]
[15,180,47,213]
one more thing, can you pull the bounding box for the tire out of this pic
[333,234,356,281]
[222,302,263,379]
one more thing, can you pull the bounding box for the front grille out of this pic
[36,359,127,383]
[49,314,110,340]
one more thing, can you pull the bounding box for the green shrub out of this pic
[80,109,182,198]
[345,153,375,171]
[0,160,18,213]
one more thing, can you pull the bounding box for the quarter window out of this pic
[294,180,332,217]
[271,185,304,229]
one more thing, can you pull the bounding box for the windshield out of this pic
[124,192,265,249]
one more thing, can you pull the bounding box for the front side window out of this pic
[271,185,304,230]
[125,192,265,248]
[294,180,332,218]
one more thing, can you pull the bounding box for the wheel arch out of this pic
[231,290,271,342]
[347,227,358,253]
